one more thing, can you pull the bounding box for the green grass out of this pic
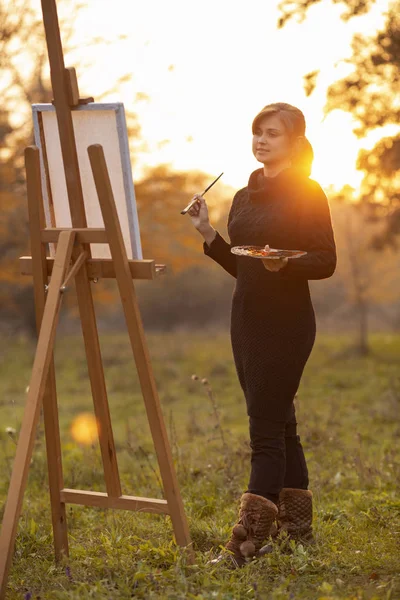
[0,331,399,599]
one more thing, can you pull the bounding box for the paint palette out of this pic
[231,245,307,259]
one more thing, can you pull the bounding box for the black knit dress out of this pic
[204,166,337,422]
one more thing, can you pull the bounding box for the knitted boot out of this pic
[257,488,314,556]
[210,493,278,568]
[279,488,314,542]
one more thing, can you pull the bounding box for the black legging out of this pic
[245,401,309,506]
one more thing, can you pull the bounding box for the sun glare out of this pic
[70,413,99,445]
[310,110,365,191]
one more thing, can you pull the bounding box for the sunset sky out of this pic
[46,0,394,193]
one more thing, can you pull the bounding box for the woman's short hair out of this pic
[252,102,314,177]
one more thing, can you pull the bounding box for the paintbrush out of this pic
[180,172,224,215]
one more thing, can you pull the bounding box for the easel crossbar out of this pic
[20,257,163,280]
[41,228,107,243]
[60,489,169,513]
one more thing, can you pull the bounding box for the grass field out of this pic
[0,330,399,599]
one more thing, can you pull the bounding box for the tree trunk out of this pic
[357,296,369,356]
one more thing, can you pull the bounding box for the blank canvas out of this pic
[32,103,142,259]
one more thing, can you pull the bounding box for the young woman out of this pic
[187,102,337,567]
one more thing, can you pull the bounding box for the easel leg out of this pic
[25,146,69,561]
[0,231,76,600]
[88,144,194,563]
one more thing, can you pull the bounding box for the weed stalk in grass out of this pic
[192,375,227,451]
[138,445,163,494]
[1,428,17,481]
[191,374,237,483]
[168,408,182,475]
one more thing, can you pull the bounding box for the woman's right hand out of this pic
[187,194,210,231]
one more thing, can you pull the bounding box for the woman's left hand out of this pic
[261,257,288,271]
[261,245,289,272]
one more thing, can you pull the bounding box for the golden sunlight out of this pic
[46,0,392,191]
[310,110,365,191]
[70,0,387,192]
[70,412,99,445]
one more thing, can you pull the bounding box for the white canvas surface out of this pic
[34,104,142,259]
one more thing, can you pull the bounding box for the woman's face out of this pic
[252,114,292,166]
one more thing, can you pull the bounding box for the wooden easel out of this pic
[0,1,193,597]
